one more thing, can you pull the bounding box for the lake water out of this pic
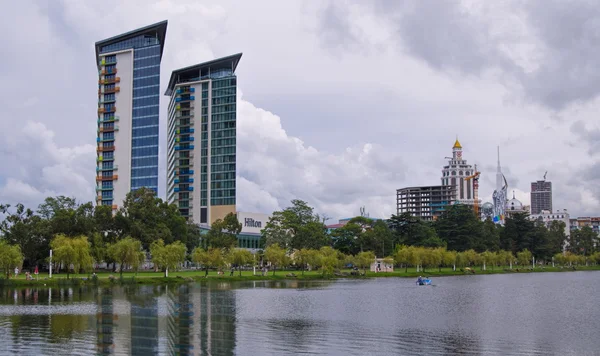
[0,271,598,355]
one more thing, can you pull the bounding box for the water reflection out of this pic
[0,275,597,355]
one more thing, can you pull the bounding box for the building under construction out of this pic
[396,185,457,221]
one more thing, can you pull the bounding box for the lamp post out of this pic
[49,249,53,278]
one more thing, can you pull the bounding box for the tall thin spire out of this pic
[497,146,501,172]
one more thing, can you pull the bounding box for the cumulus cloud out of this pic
[0,0,599,220]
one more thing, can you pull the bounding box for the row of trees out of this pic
[262,200,599,263]
[0,188,248,270]
[1,192,599,277]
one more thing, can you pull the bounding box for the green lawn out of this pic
[4,265,599,287]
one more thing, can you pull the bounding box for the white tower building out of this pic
[441,138,477,205]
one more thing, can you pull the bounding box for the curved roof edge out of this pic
[164,53,243,96]
[94,20,168,61]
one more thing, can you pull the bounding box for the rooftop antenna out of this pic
[543,171,547,180]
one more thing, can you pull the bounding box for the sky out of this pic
[1,0,600,221]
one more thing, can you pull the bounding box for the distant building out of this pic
[530,180,552,214]
[531,209,571,249]
[326,216,383,232]
[441,139,480,207]
[569,217,600,234]
[396,185,456,221]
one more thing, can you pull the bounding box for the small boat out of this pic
[416,278,432,286]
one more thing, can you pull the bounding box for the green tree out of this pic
[394,245,411,272]
[203,213,242,250]
[0,203,50,268]
[443,249,457,271]
[192,247,226,276]
[517,249,533,267]
[319,246,340,276]
[434,204,483,251]
[262,200,328,251]
[547,220,567,255]
[150,239,187,277]
[50,234,93,279]
[480,219,500,252]
[0,241,24,278]
[38,197,96,238]
[569,226,598,256]
[227,248,253,276]
[90,232,106,269]
[355,251,375,274]
[331,223,361,255]
[264,244,287,275]
[107,237,145,277]
[117,188,188,250]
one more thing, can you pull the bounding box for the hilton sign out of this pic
[244,218,262,229]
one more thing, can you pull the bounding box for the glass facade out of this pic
[166,54,241,223]
[210,76,236,206]
[98,32,163,207]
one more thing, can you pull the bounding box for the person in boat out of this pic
[417,276,423,285]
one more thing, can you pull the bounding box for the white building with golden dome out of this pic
[441,138,479,206]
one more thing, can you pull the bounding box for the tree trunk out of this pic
[239,266,242,277]
[272,266,276,276]
[205,266,208,277]
[405,264,408,273]
[164,267,168,278]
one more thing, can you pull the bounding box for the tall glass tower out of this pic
[165,53,242,225]
[95,21,167,210]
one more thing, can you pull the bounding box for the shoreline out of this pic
[1,265,598,288]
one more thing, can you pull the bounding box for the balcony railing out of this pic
[95,186,113,192]
[112,204,118,210]
[98,116,120,124]
[98,107,116,114]
[101,68,118,75]
[97,137,115,143]
[96,175,119,181]
[98,125,119,133]
[174,145,194,151]
[96,165,118,172]
[174,178,194,184]
[175,96,195,103]
[176,112,194,119]
[176,87,195,94]
[104,87,120,94]
[99,77,121,84]
[174,187,194,192]
[175,169,195,176]
[175,121,194,128]
[97,145,116,152]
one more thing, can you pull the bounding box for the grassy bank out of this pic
[2,265,599,287]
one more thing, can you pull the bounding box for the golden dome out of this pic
[453,138,462,149]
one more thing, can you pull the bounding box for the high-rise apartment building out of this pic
[530,180,552,214]
[165,54,242,225]
[95,21,167,210]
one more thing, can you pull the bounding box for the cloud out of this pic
[317,0,600,112]
[1,0,599,222]
[236,92,406,218]
[0,122,95,208]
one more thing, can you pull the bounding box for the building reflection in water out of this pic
[130,285,160,355]
[168,284,194,355]
[92,282,238,355]
[197,283,237,356]
[96,288,114,355]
